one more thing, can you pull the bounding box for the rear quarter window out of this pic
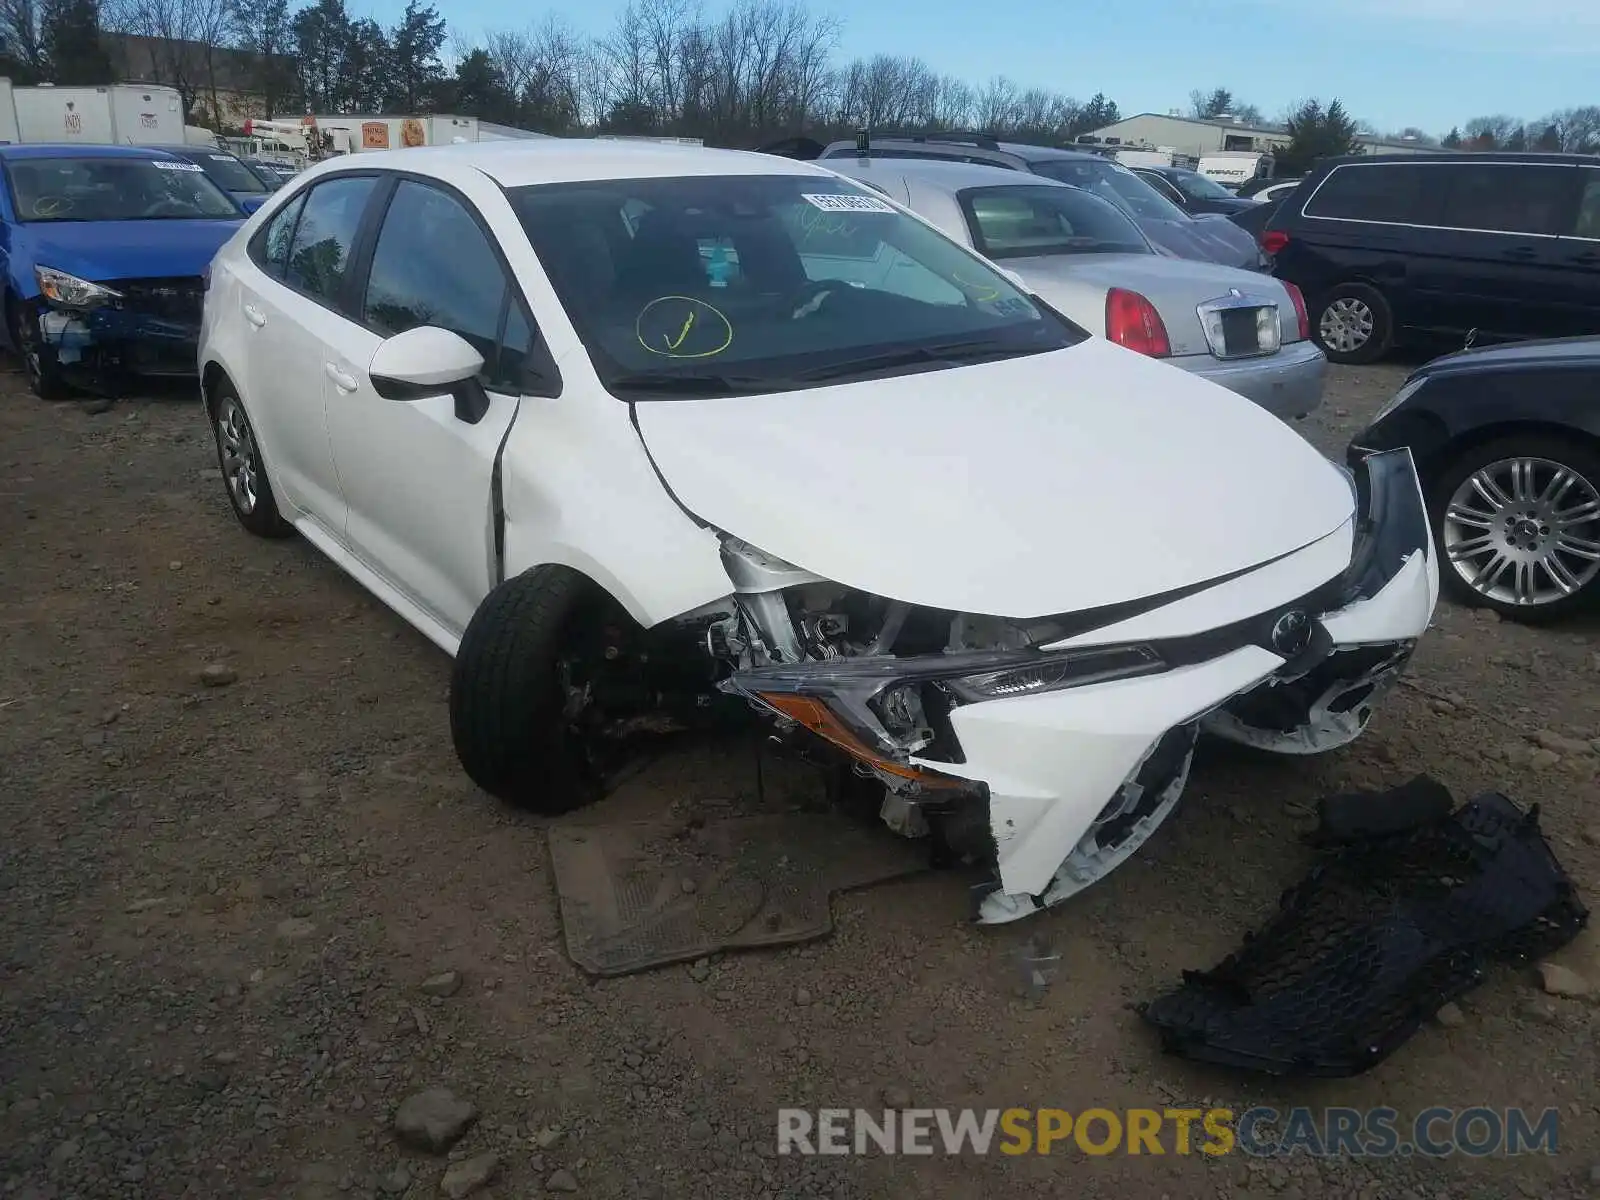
[1302,163,1444,225]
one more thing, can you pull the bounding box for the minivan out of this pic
[1261,152,1600,363]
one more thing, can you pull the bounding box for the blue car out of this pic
[0,144,245,398]
[142,143,274,213]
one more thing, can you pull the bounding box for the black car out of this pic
[1263,152,1600,365]
[1127,165,1258,216]
[1350,335,1600,621]
[142,144,273,212]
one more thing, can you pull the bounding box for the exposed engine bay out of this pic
[556,449,1439,925]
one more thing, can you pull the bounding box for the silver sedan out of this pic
[825,157,1326,421]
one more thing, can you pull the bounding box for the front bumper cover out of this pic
[40,305,200,393]
[723,449,1438,923]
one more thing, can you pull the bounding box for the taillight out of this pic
[1104,288,1171,358]
[1260,230,1289,256]
[1283,281,1310,341]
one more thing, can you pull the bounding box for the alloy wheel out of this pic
[1318,297,1374,355]
[1442,456,1600,607]
[216,396,261,515]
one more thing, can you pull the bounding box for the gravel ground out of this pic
[2,358,1599,1200]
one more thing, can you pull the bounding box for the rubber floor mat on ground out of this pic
[548,813,930,976]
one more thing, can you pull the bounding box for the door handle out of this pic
[243,304,266,327]
[1569,252,1598,266]
[1501,246,1535,260]
[324,363,358,392]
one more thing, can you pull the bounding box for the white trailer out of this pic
[1114,147,1197,170]
[13,83,185,145]
[1198,151,1275,188]
[0,78,18,143]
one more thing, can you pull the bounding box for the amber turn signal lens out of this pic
[755,692,963,787]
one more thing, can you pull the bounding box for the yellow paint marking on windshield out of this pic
[636,295,734,359]
[953,271,1002,302]
[665,309,696,351]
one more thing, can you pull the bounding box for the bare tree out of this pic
[103,0,203,114]
[0,0,49,78]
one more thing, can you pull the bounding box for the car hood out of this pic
[1191,215,1267,270]
[1412,334,1600,379]
[1139,217,1259,271]
[633,337,1354,617]
[1007,253,1289,358]
[23,219,242,285]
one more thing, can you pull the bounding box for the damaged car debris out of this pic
[196,143,1439,925]
[1141,776,1588,1077]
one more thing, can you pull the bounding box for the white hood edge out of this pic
[634,338,1354,619]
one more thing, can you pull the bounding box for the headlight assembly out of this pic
[35,266,121,310]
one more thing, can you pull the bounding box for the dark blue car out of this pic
[0,144,245,398]
[142,144,274,213]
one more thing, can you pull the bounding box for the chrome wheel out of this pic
[1443,456,1600,607]
[1318,297,1374,354]
[216,396,260,515]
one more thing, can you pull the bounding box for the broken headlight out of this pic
[724,644,1167,779]
[35,265,121,310]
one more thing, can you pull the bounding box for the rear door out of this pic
[1424,160,1581,339]
[235,173,381,534]
[1553,166,1600,336]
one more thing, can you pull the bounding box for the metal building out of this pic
[1078,112,1432,159]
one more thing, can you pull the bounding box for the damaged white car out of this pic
[199,141,1439,924]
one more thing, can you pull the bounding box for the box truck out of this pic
[311,114,480,152]
[14,83,186,145]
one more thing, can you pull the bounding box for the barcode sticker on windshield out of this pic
[209,154,235,161]
[152,160,205,171]
[801,193,896,214]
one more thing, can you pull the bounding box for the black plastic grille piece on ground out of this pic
[1140,778,1587,1077]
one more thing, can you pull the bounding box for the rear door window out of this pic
[1574,169,1600,239]
[1436,163,1577,236]
[1302,163,1443,225]
[284,175,379,308]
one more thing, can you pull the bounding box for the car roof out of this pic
[314,139,833,189]
[830,156,1068,195]
[818,136,1103,166]
[1317,151,1600,169]
[0,144,189,161]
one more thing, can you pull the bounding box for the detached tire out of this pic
[450,566,602,814]
[1313,282,1393,365]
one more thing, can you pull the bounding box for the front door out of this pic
[319,177,537,639]
[1552,166,1600,338]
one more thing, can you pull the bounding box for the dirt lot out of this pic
[2,357,1598,1200]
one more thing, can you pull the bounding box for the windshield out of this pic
[960,184,1149,258]
[6,156,240,222]
[510,174,1079,399]
[1028,158,1192,224]
[197,152,268,194]
[1171,170,1236,201]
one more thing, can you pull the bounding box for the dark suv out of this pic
[1261,152,1600,363]
[809,133,1267,271]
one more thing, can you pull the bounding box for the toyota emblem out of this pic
[1270,609,1313,657]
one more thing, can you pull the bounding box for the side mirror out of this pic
[239,195,267,215]
[369,326,489,423]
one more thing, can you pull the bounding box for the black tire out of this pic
[7,297,71,399]
[1427,433,1600,624]
[1312,282,1393,365]
[207,377,295,538]
[450,566,603,814]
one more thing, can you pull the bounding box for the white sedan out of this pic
[199,140,1437,924]
[825,156,1326,421]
